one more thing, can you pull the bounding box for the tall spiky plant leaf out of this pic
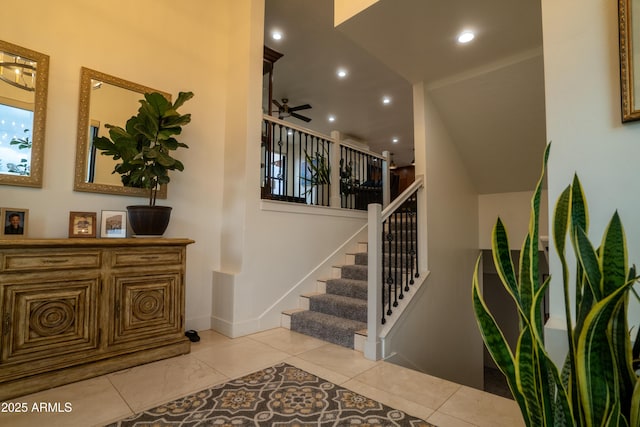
[554,184,582,422]
[577,284,634,426]
[574,226,603,301]
[554,186,571,267]
[569,175,589,325]
[532,277,574,426]
[601,211,627,298]
[515,326,544,426]
[492,218,520,303]
[519,235,534,324]
[527,143,548,297]
[570,174,588,242]
[472,256,531,425]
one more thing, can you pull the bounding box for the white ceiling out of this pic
[264,0,547,194]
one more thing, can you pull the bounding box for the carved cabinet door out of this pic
[108,272,184,347]
[0,276,100,381]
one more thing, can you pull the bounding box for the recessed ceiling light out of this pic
[271,31,283,41]
[382,96,392,105]
[337,68,348,78]
[457,30,475,44]
[392,137,399,143]
[328,115,336,122]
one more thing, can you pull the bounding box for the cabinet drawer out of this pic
[1,251,101,272]
[111,248,183,267]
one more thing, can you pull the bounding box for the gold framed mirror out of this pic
[74,67,170,198]
[619,0,640,122]
[0,40,49,187]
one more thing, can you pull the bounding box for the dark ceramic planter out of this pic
[126,205,172,236]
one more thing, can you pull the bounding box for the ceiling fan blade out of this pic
[272,100,283,109]
[291,112,312,122]
[289,104,311,112]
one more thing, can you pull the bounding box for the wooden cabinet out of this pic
[0,238,194,400]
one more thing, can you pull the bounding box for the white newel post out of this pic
[365,203,383,360]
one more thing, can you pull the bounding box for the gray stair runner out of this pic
[290,252,368,348]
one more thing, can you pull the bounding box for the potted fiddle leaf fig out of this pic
[472,144,640,426]
[93,91,194,235]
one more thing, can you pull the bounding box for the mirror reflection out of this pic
[0,40,48,187]
[74,67,169,197]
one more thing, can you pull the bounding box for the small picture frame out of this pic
[1,208,29,238]
[68,211,97,238]
[101,210,127,238]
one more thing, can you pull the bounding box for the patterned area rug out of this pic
[107,362,435,426]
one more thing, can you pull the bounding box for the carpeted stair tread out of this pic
[290,310,366,348]
[308,293,367,322]
[325,278,367,300]
[339,264,368,280]
[354,252,368,266]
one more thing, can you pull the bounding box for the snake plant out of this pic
[472,144,640,426]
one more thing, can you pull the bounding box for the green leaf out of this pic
[515,326,544,426]
[553,185,571,283]
[570,174,588,243]
[519,234,534,324]
[601,212,627,298]
[492,218,520,302]
[577,282,635,426]
[472,256,531,425]
[173,91,194,110]
[574,226,602,301]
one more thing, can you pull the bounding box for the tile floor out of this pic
[0,328,525,427]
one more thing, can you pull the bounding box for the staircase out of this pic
[282,242,369,350]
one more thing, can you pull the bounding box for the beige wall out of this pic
[478,190,549,250]
[0,0,232,329]
[334,0,379,26]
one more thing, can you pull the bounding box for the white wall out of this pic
[478,190,549,250]
[385,83,483,389]
[541,0,640,358]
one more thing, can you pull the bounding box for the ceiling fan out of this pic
[273,98,312,122]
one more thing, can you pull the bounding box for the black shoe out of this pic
[185,330,200,342]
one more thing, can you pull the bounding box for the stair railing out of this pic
[261,115,388,209]
[365,175,424,360]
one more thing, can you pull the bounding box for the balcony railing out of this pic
[261,115,387,210]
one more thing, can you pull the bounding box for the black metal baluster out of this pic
[392,211,399,307]
[385,219,393,317]
[403,204,410,292]
[413,193,420,278]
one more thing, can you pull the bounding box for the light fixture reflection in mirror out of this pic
[74,67,170,198]
[0,40,48,187]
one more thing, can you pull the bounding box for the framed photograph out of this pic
[101,210,127,238]
[68,211,97,238]
[1,208,29,238]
